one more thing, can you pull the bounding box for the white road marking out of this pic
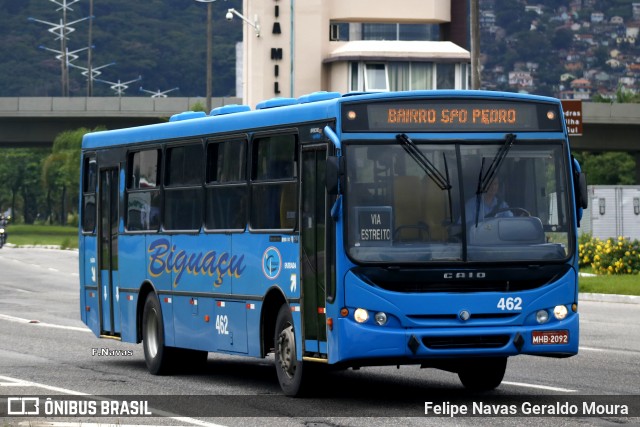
[0,375,227,427]
[579,346,606,352]
[580,346,639,355]
[0,314,90,333]
[0,375,89,395]
[502,381,577,393]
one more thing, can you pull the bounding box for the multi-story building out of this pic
[237,0,470,107]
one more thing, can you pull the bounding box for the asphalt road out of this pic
[0,247,639,426]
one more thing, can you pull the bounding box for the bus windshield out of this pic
[345,138,572,264]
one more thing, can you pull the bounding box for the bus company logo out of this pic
[262,246,282,280]
[147,238,245,288]
[443,272,486,279]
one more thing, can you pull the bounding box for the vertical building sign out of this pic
[272,0,282,95]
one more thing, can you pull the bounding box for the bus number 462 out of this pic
[216,315,229,335]
[497,297,522,311]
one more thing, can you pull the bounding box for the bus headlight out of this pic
[536,309,549,324]
[553,305,568,320]
[374,312,387,326]
[354,308,369,323]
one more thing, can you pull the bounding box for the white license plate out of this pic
[532,330,569,345]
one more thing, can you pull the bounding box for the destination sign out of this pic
[355,206,392,246]
[342,99,562,132]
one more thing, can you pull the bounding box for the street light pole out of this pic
[206,2,213,112]
[195,0,225,112]
[470,0,481,90]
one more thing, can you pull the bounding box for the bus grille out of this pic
[408,313,518,321]
[352,265,571,293]
[422,335,510,349]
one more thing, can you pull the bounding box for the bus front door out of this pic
[98,168,120,337]
[300,146,328,355]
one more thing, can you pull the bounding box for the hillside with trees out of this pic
[0,0,241,97]
[480,0,640,99]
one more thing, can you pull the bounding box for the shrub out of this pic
[579,234,640,275]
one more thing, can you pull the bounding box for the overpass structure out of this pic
[0,97,241,147]
[1,97,639,178]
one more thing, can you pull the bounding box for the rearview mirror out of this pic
[577,172,588,209]
[326,156,344,195]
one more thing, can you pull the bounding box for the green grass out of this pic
[579,271,640,296]
[7,224,78,249]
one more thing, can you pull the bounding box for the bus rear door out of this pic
[98,168,121,337]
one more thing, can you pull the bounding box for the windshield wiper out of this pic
[473,133,516,227]
[396,134,451,190]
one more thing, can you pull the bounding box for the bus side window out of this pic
[250,134,297,230]
[205,138,248,231]
[164,142,203,231]
[126,149,161,231]
[82,156,97,233]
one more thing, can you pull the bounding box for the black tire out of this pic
[458,357,507,392]
[274,304,308,396]
[142,293,175,375]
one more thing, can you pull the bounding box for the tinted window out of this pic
[128,150,159,189]
[126,149,161,231]
[82,156,97,232]
[250,134,297,230]
[252,135,296,180]
[205,139,247,231]
[166,144,203,186]
[164,142,203,230]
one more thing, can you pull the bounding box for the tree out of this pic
[42,127,95,225]
[592,85,640,103]
[573,152,636,185]
[0,148,48,223]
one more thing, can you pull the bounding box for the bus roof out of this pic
[81,90,561,150]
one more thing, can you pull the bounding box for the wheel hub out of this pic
[277,324,296,379]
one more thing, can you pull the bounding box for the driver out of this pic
[462,176,512,225]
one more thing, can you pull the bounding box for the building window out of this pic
[364,63,389,91]
[351,61,468,91]
[329,22,440,42]
[437,63,456,89]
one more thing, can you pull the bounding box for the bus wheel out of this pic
[142,293,173,375]
[274,304,306,396]
[458,357,507,391]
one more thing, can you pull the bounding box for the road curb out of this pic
[579,292,640,304]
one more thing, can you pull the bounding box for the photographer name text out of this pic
[425,401,629,417]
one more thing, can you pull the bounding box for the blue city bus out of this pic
[79,90,588,396]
